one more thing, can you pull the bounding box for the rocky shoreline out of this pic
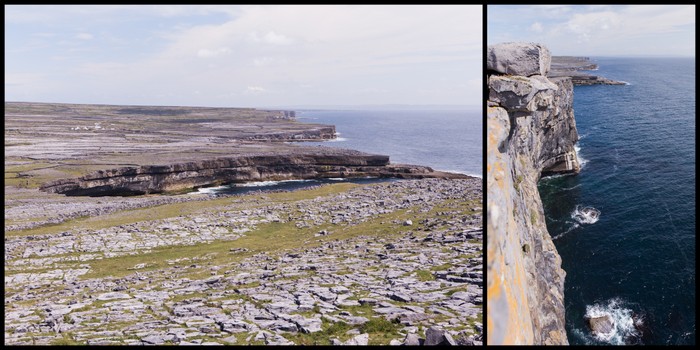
[39,153,468,197]
[549,56,626,85]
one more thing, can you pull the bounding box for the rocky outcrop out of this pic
[487,42,579,345]
[549,56,626,85]
[487,42,551,77]
[40,150,469,196]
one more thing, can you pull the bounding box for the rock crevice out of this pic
[487,42,579,345]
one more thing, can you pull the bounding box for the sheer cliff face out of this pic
[487,43,579,345]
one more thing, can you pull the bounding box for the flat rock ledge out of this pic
[40,151,470,196]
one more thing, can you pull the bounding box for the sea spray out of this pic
[571,205,600,224]
[584,298,642,345]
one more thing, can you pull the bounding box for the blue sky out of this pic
[488,5,695,57]
[5,5,482,108]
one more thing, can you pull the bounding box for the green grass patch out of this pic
[429,263,453,272]
[285,319,354,345]
[415,269,435,282]
[361,317,403,345]
[50,333,82,345]
[6,182,360,238]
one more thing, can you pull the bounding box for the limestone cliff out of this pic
[487,42,580,345]
[40,150,469,196]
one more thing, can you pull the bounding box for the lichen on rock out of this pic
[487,42,580,345]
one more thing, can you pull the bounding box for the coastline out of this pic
[4,101,483,345]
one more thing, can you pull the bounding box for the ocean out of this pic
[538,58,696,345]
[296,109,482,178]
[197,108,481,195]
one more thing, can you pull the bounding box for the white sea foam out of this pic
[571,205,600,224]
[437,169,481,178]
[237,179,314,187]
[192,185,230,194]
[585,298,640,345]
[560,184,582,192]
[540,173,576,181]
[552,222,580,240]
[574,144,588,169]
[327,137,348,142]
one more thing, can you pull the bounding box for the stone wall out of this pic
[487,42,579,345]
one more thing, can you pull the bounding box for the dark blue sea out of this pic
[538,58,696,345]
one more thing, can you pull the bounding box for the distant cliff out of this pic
[487,42,580,345]
[549,56,625,85]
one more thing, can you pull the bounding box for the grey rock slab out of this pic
[297,318,323,334]
[450,291,470,301]
[141,334,166,345]
[424,327,453,346]
[220,335,237,344]
[389,339,403,345]
[344,333,369,345]
[342,316,369,325]
[96,292,132,301]
[487,42,551,76]
[390,293,412,303]
[403,333,422,346]
[358,298,378,306]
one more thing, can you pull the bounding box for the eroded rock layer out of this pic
[487,42,579,345]
[40,151,468,196]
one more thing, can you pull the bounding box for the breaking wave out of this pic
[584,298,643,345]
[236,179,314,187]
[572,205,600,224]
[574,144,588,169]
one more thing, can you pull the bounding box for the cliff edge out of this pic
[487,42,580,345]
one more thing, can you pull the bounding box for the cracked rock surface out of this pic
[5,178,482,345]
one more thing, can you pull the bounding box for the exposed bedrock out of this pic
[40,151,468,196]
[487,42,579,345]
[487,42,551,77]
[549,56,626,86]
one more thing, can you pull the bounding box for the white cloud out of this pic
[248,31,293,45]
[197,47,231,58]
[530,22,543,33]
[6,5,482,106]
[76,32,94,40]
[253,57,286,66]
[246,86,266,94]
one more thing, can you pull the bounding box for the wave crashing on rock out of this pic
[585,298,644,345]
[571,205,600,224]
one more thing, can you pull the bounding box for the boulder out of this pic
[344,333,369,345]
[403,333,422,346]
[587,315,614,336]
[424,327,456,346]
[487,42,551,76]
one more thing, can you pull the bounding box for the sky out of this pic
[5,5,482,108]
[488,5,695,57]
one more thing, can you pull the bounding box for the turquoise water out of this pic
[539,58,696,345]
